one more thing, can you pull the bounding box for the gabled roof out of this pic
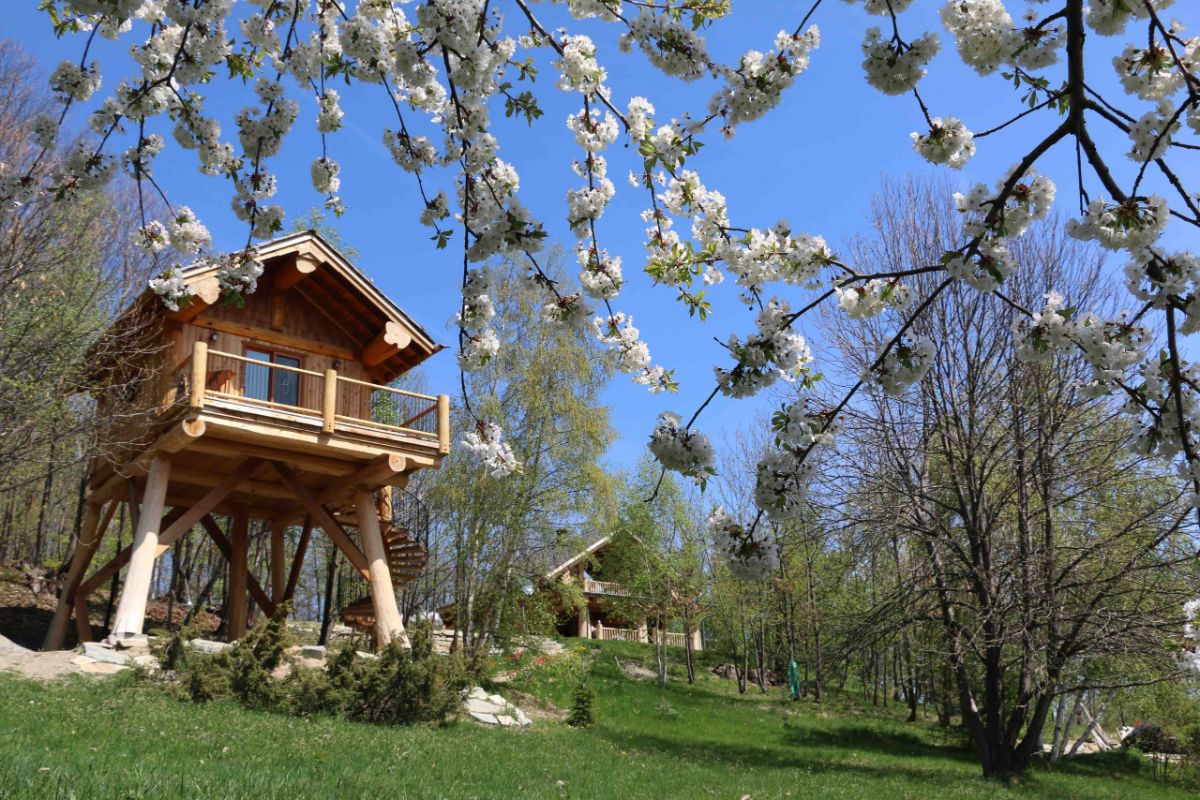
[112,230,442,382]
[544,536,612,582]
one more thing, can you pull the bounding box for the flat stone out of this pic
[496,715,516,727]
[79,661,126,675]
[468,686,489,700]
[466,698,502,715]
[300,645,326,659]
[188,638,233,655]
[131,654,159,669]
[468,711,498,725]
[82,642,131,665]
[355,651,378,660]
[71,655,97,667]
[514,710,531,726]
[487,694,507,707]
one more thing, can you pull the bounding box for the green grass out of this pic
[0,639,1193,800]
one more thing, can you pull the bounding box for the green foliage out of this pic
[169,612,466,726]
[4,639,1197,799]
[566,673,595,728]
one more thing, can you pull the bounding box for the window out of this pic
[244,348,301,407]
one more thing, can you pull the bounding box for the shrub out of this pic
[567,674,595,728]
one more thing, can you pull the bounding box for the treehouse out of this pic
[44,231,450,651]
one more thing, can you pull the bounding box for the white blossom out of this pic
[461,420,521,477]
[911,116,975,169]
[648,411,714,481]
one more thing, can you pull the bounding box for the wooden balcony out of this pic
[583,578,627,596]
[179,341,450,456]
[593,624,689,648]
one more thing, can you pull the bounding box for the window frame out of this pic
[241,344,304,407]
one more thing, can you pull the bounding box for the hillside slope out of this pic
[0,639,1192,800]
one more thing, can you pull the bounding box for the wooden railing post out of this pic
[323,368,338,433]
[437,394,451,454]
[190,340,207,409]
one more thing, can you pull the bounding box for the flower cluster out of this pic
[577,245,624,299]
[861,29,939,95]
[594,313,671,391]
[648,411,715,482]
[457,268,500,371]
[754,400,837,522]
[835,279,913,319]
[621,13,709,81]
[873,336,935,395]
[714,300,813,398]
[1067,196,1169,253]
[462,420,521,478]
[911,117,976,169]
[710,27,820,134]
[707,507,778,581]
[148,267,191,312]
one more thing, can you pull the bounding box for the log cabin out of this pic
[43,231,450,651]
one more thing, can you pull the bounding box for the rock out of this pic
[79,661,126,675]
[82,642,131,665]
[113,635,150,651]
[469,711,498,725]
[70,655,97,667]
[468,686,489,700]
[466,698,501,715]
[355,651,378,660]
[131,654,159,670]
[514,709,531,726]
[300,645,326,659]
[187,639,232,655]
[488,694,507,706]
[496,715,516,727]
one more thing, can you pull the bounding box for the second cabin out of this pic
[45,231,450,652]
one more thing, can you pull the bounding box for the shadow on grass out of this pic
[592,726,982,788]
[782,721,976,763]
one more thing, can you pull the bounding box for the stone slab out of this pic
[81,643,131,665]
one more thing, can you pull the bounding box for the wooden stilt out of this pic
[355,490,407,649]
[282,516,312,604]
[199,515,275,617]
[227,507,250,641]
[109,456,172,640]
[270,461,369,576]
[43,500,113,650]
[270,521,286,605]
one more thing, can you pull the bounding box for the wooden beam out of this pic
[282,516,312,603]
[189,317,357,361]
[280,455,408,526]
[227,507,250,640]
[362,321,413,367]
[88,418,206,503]
[272,252,319,291]
[356,490,407,648]
[270,461,369,577]
[199,515,275,619]
[43,501,114,650]
[168,464,294,501]
[270,521,286,604]
[184,438,358,477]
[199,414,440,467]
[168,276,221,323]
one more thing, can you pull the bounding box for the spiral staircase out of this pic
[339,489,429,633]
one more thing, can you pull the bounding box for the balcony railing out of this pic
[583,579,626,595]
[593,624,689,648]
[183,341,449,452]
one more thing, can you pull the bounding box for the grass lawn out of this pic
[0,639,1193,800]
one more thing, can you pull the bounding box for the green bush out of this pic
[170,614,469,727]
[567,674,595,728]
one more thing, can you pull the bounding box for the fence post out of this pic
[189,340,207,409]
[323,368,337,433]
[437,394,451,454]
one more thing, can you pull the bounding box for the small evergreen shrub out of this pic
[169,613,468,727]
[567,674,595,728]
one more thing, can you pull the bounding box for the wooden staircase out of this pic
[339,526,427,632]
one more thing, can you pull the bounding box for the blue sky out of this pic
[5,2,1192,470]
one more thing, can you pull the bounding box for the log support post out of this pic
[437,394,451,455]
[43,501,109,650]
[355,490,408,649]
[109,456,171,640]
[322,368,337,433]
[227,507,250,641]
[190,340,208,409]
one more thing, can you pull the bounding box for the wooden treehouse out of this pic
[43,231,450,650]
